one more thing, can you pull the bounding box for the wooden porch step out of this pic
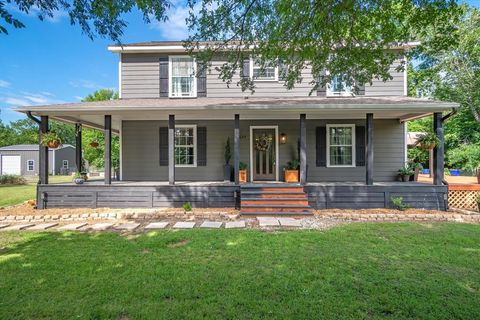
[241,211,313,216]
[241,205,312,213]
[242,199,309,206]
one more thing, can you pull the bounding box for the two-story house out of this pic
[17,41,456,212]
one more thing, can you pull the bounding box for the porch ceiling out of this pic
[14,96,457,132]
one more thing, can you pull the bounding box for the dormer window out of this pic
[327,74,353,96]
[250,57,278,81]
[169,56,197,98]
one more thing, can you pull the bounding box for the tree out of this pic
[186,0,461,93]
[0,0,170,41]
[80,89,120,171]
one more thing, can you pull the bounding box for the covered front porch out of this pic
[18,96,455,210]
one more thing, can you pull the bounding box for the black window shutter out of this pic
[159,57,169,97]
[159,127,168,166]
[241,58,250,79]
[317,71,327,96]
[354,80,365,96]
[197,67,207,97]
[356,126,366,166]
[197,127,207,166]
[316,127,327,167]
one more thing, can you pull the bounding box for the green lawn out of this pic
[0,176,72,207]
[0,223,479,319]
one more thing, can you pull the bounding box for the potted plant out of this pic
[90,140,99,148]
[398,165,414,182]
[415,132,440,150]
[239,162,248,183]
[409,162,423,181]
[73,171,85,184]
[224,137,232,182]
[284,159,300,183]
[41,131,62,148]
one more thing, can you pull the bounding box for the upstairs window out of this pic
[327,124,355,167]
[169,56,197,98]
[251,57,278,81]
[327,74,353,96]
[27,160,34,171]
[175,125,197,167]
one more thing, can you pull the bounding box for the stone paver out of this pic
[173,222,196,229]
[27,223,59,231]
[89,223,113,231]
[278,218,302,227]
[2,224,35,231]
[144,222,169,229]
[58,223,88,231]
[225,221,246,229]
[0,224,10,229]
[200,221,223,228]
[115,223,140,231]
[257,217,280,227]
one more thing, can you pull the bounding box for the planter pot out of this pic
[224,164,231,182]
[74,178,85,185]
[90,141,99,148]
[450,169,460,176]
[47,140,60,149]
[401,175,411,182]
[239,170,247,183]
[284,170,299,183]
[413,167,421,181]
[422,169,430,175]
[419,143,435,150]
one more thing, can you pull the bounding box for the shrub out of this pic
[239,162,248,170]
[183,202,192,213]
[391,196,409,211]
[287,159,300,170]
[0,175,27,185]
[398,166,414,176]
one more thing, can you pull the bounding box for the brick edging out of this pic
[318,212,480,223]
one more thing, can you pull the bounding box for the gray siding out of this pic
[122,119,405,182]
[120,53,406,99]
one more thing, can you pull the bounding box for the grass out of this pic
[0,175,72,207]
[0,223,479,319]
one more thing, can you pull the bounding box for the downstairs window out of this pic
[327,124,355,167]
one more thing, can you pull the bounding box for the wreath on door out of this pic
[255,135,272,151]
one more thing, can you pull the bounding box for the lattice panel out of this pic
[448,190,479,211]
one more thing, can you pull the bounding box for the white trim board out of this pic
[249,125,279,182]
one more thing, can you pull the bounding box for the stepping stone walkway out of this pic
[278,218,302,227]
[58,223,88,231]
[200,221,222,229]
[258,217,280,227]
[2,223,35,231]
[173,222,196,229]
[144,222,169,229]
[89,223,113,231]
[28,223,58,231]
[225,221,246,229]
[115,223,140,231]
[0,224,10,229]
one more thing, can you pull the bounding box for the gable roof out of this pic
[0,144,75,151]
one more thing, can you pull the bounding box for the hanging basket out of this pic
[47,140,61,149]
[255,135,272,151]
[90,141,99,148]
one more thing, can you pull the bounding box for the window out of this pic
[327,74,353,96]
[169,56,196,98]
[27,160,34,171]
[174,125,196,167]
[327,124,355,167]
[62,160,69,169]
[250,57,278,81]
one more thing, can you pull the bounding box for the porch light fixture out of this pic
[279,133,287,144]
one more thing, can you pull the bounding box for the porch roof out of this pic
[14,96,457,132]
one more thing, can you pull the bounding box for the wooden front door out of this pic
[252,128,276,181]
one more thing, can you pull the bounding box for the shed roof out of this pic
[0,144,74,151]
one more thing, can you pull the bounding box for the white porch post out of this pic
[299,114,307,185]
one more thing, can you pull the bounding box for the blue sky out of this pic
[0,3,192,123]
[1,1,479,123]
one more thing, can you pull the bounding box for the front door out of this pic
[252,128,277,181]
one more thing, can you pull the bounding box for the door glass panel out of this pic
[253,129,276,180]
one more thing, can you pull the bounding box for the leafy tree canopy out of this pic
[186,0,461,92]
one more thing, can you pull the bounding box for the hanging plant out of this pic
[255,135,272,151]
[415,132,440,150]
[90,140,99,148]
[41,131,62,148]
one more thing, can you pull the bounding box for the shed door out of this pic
[1,155,21,175]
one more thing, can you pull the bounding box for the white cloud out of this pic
[149,2,201,40]
[7,3,68,23]
[1,92,65,107]
[0,80,11,88]
[69,79,102,89]
[74,96,84,101]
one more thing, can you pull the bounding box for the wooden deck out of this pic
[38,180,448,211]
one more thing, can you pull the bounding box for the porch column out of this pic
[234,114,240,185]
[75,123,82,173]
[39,116,49,185]
[366,113,374,185]
[104,115,112,185]
[168,114,175,185]
[299,114,307,185]
[433,112,444,185]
